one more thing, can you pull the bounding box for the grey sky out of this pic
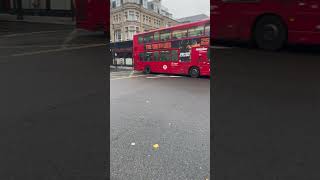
[161,0,210,19]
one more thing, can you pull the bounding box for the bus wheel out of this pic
[253,15,287,51]
[144,66,151,74]
[189,67,200,78]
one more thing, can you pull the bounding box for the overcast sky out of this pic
[161,0,210,19]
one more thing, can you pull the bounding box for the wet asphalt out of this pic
[213,44,320,180]
[110,72,210,179]
[0,21,108,180]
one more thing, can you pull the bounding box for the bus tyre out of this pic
[189,67,200,78]
[254,15,287,51]
[144,66,151,74]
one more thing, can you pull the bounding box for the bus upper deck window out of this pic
[154,32,159,42]
[144,34,153,43]
[172,29,188,39]
[188,26,204,37]
[205,24,210,36]
[160,31,171,41]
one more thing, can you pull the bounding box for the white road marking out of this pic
[129,70,135,77]
[11,43,105,57]
[0,30,70,38]
[61,29,78,49]
[110,75,147,80]
[146,76,161,79]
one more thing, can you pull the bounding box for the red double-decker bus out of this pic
[211,0,320,50]
[133,19,210,78]
[74,0,109,34]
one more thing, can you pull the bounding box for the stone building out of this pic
[110,0,178,42]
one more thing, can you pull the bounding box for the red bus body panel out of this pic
[75,0,109,32]
[133,19,210,77]
[211,0,320,45]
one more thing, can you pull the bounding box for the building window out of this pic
[116,0,121,7]
[128,11,135,21]
[136,12,140,22]
[126,26,136,40]
[124,12,128,20]
[114,30,121,42]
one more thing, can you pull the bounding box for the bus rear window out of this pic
[188,26,204,37]
[138,36,143,44]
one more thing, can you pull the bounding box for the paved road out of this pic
[110,71,210,179]
[213,44,320,180]
[0,21,108,180]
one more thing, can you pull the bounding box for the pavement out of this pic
[0,21,108,180]
[110,71,210,179]
[213,44,320,180]
[0,13,75,25]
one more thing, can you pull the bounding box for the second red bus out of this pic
[211,0,320,50]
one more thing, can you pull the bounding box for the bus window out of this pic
[172,29,188,39]
[160,31,171,41]
[145,52,152,61]
[188,26,204,37]
[205,24,210,36]
[160,51,170,61]
[154,32,159,42]
[171,50,178,61]
[144,34,153,43]
[180,52,190,62]
[138,36,143,44]
[139,52,145,61]
[153,51,159,61]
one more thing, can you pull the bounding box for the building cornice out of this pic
[111,3,178,23]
